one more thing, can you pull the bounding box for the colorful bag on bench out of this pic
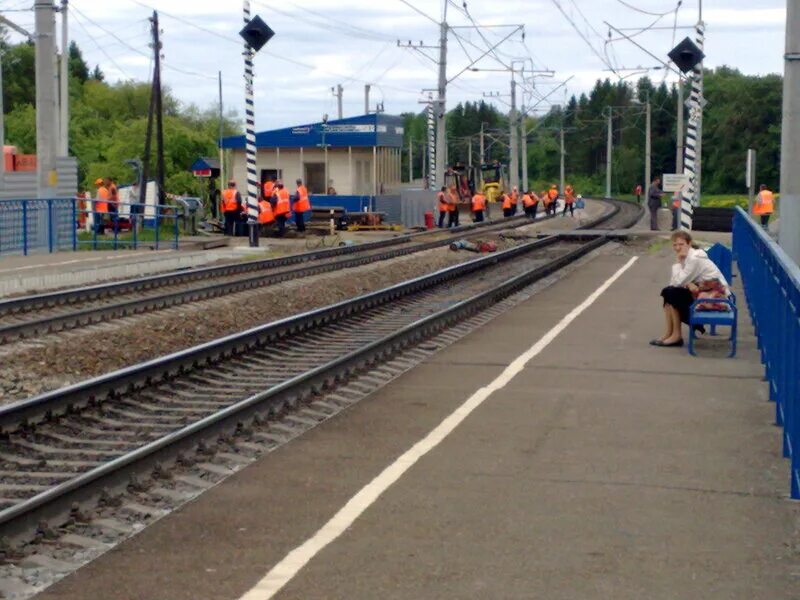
[692,278,728,311]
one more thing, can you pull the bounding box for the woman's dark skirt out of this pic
[661,286,694,324]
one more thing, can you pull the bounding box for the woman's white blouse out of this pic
[670,248,730,293]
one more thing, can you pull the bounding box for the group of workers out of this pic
[220,177,312,238]
[437,184,582,227]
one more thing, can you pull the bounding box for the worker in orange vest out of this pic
[263,177,276,202]
[523,190,539,220]
[220,180,242,236]
[273,180,291,237]
[547,185,559,215]
[258,196,275,236]
[753,184,775,229]
[563,184,576,217]
[93,178,109,234]
[471,190,487,223]
[447,186,460,227]
[436,186,448,228]
[510,186,519,215]
[501,191,514,218]
[294,178,311,233]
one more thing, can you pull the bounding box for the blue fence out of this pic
[77,200,181,251]
[0,198,77,255]
[733,207,800,498]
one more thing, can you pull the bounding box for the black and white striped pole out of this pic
[239,5,274,247]
[427,93,436,189]
[669,30,706,230]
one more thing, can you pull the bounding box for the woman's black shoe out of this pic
[651,339,684,347]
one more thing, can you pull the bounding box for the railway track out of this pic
[0,199,641,541]
[0,208,586,345]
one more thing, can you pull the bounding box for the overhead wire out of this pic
[69,9,135,79]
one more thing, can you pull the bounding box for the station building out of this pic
[221,113,404,199]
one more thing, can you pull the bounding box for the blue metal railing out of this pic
[0,198,187,255]
[733,207,800,498]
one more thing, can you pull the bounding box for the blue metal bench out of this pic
[688,243,737,357]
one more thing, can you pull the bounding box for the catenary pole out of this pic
[605,108,612,198]
[560,125,565,196]
[243,0,259,246]
[59,0,68,156]
[34,0,58,197]
[679,20,705,229]
[509,77,518,191]
[779,0,800,264]
[645,97,651,209]
[334,84,343,119]
[153,12,165,207]
[434,0,448,188]
[520,105,528,191]
[364,84,370,114]
[218,71,225,195]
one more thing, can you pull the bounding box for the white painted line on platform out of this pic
[238,255,639,600]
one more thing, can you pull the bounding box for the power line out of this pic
[70,10,135,79]
[616,0,680,17]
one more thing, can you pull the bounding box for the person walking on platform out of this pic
[93,178,109,234]
[523,190,539,219]
[562,185,576,217]
[447,186,460,227]
[294,178,311,233]
[437,186,448,228]
[273,180,291,237]
[648,176,664,231]
[471,190,486,222]
[753,184,774,230]
[220,180,242,236]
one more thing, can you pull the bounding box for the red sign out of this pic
[193,168,212,177]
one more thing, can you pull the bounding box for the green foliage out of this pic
[1,37,241,196]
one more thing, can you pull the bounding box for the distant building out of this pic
[221,113,404,196]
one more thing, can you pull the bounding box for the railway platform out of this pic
[33,229,799,600]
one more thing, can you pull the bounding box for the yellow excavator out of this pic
[480,161,508,203]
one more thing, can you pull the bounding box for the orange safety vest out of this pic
[635,185,642,196]
[263,181,275,200]
[274,188,291,216]
[221,188,239,213]
[511,190,519,205]
[437,191,448,213]
[754,190,774,215]
[258,199,275,224]
[501,194,513,210]
[564,188,575,204]
[548,188,558,201]
[541,192,550,205]
[523,193,538,208]
[294,185,311,213]
[672,191,682,209]
[95,186,109,213]
[447,190,459,211]
[471,193,486,212]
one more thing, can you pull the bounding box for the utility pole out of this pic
[364,84,370,114]
[779,0,800,264]
[435,1,448,189]
[153,12,165,207]
[606,108,613,198]
[694,1,704,203]
[408,137,413,182]
[333,83,343,119]
[479,122,485,165]
[675,79,684,173]
[645,97,651,206]
[34,0,58,197]
[58,0,68,156]
[520,106,528,191]
[509,78,518,190]
[218,71,225,194]
[560,125,565,196]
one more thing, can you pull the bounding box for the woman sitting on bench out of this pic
[651,231,730,348]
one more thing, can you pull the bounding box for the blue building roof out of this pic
[220,113,405,150]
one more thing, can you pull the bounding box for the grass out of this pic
[77,223,182,250]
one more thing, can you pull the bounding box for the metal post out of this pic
[695,20,705,203]
[559,126,565,196]
[348,145,352,192]
[434,1,448,189]
[218,71,225,194]
[747,148,757,215]
[427,93,436,188]
[645,98,651,208]
[35,0,58,197]
[243,1,259,247]
[606,108,612,198]
[59,0,68,156]
[468,137,473,169]
[779,0,800,263]
[680,21,705,229]
[408,138,413,182]
[153,13,165,208]
[372,145,377,196]
[521,115,528,191]
[364,84,370,114]
[479,122,485,164]
[509,78,518,191]
[675,78,684,173]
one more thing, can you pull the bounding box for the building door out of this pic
[260,168,281,188]
[304,163,325,194]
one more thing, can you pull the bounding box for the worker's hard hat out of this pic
[577,194,583,199]
[94,178,103,185]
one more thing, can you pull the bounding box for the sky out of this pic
[0,0,788,131]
